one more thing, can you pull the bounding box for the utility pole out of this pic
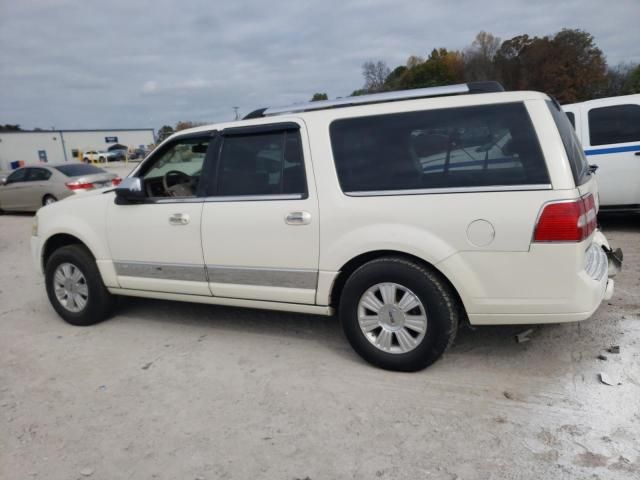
[233,107,239,121]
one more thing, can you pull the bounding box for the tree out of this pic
[310,93,328,101]
[362,60,391,93]
[464,31,501,81]
[156,125,174,142]
[603,62,638,97]
[626,65,640,94]
[175,121,205,132]
[0,124,21,131]
[395,48,464,89]
[494,29,607,102]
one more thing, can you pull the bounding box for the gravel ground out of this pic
[1,208,638,480]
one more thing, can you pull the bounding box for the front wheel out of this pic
[339,257,460,371]
[45,245,116,326]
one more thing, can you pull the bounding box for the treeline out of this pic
[312,29,640,104]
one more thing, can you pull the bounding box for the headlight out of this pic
[32,216,38,236]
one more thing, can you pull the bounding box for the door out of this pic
[0,168,30,210]
[201,122,320,304]
[24,167,53,210]
[106,134,214,295]
[584,102,640,207]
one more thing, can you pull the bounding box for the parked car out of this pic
[563,94,640,212]
[0,164,121,213]
[109,149,127,161]
[32,82,622,371]
[82,150,117,163]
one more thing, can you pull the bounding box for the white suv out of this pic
[31,82,622,371]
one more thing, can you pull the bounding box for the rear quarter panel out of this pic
[307,96,582,312]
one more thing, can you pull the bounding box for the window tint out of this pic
[330,102,549,193]
[215,130,306,196]
[547,101,590,186]
[28,168,52,181]
[55,164,104,177]
[140,137,210,198]
[588,104,640,146]
[7,168,27,183]
[565,111,576,128]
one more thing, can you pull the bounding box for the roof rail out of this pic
[255,81,504,117]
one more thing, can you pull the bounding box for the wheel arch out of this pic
[329,250,468,321]
[42,233,96,271]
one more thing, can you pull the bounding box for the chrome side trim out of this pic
[107,287,334,316]
[204,194,304,202]
[114,261,208,282]
[207,265,318,289]
[345,184,553,197]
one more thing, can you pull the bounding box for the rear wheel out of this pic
[43,194,57,206]
[339,257,459,371]
[45,245,116,326]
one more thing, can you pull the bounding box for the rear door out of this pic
[584,101,640,208]
[24,167,53,209]
[200,121,320,304]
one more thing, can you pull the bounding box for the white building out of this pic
[0,128,155,170]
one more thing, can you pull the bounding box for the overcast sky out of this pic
[1,0,638,130]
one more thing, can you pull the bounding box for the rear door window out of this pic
[213,128,307,197]
[27,168,52,181]
[330,102,549,194]
[588,104,640,146]
[547,101,590,186]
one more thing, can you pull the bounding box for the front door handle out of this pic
[285,211,311,225]
[169,213,190,225]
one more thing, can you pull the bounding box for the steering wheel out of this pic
[162,170,191,196]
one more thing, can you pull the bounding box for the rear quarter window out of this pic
[547,100,590,186]
[330,102,550,194]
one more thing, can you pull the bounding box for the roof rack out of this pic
[243,81,504,119]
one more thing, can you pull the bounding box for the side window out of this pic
[565,111,576,128]
[330,102,549,193]
[215,129,307,197]
[139,136,210,198]
[547,101,590,186]
[7,168,28,183]
[28,168,52,181]
[588,104,640,146]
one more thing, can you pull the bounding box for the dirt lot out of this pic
[1,205,639,479]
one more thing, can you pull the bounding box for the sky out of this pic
[1,0,639,131]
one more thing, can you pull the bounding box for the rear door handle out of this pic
[285,211,311,225]
[169,213,189,225]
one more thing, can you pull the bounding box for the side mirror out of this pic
[114,177,145,204]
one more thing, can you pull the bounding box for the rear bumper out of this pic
[439,230,621,326]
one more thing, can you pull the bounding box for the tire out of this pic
[44,244,116,326]
[83,158,89,163]
[339,257,459,371]
[43,194,57,206]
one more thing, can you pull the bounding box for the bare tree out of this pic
[362,60,391,93]
[464,31,501,81]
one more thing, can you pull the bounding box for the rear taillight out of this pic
[65,181,94,191]
[534,194,597,242]
[111,177,122,186]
